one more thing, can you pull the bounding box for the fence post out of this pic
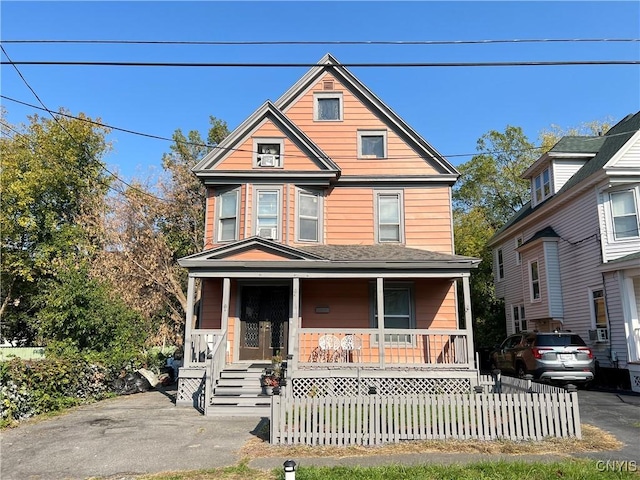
[271,391,281,444]
[524,374,534,393]
[492,369,502,394]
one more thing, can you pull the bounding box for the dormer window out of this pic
[533,168,551,205]
[254,139,283,168]
[314,92,343,121]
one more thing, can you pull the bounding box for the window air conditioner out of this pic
[258,227,277,239]
[596,327,609,342]
[258,154,277,167]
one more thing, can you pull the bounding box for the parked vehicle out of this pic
[490,331,595,384]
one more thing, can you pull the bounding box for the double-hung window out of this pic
[375,191,403,243]
[358,130,387,159]
[217,188,239,242]
[533,168,551,205]
[515,236,523,265]
[297,189,321,242]
[513,304,526,333]
[255,188,281,240]
[591,289,607,329]
[496,248,505,280]
[529,260,540,301]
[254,138,284,168]
[372,283,414,343]
[314,92,343,121]
[611,190,639,239]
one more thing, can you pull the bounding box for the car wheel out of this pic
[516,363,527,379]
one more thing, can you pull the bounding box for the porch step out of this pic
[206,363,274,416]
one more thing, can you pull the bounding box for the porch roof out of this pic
[178,237,480,277]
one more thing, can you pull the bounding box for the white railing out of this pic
[204,330,228,415]
[271,390,581,445]
[296,328,473,370]
[186,329,225,368]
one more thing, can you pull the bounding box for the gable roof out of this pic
[274,53,459,178]
[490,111,640,244]
[192,100,340,184]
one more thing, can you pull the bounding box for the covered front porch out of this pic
[176,239,480,409]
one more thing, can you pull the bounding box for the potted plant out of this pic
[260,369,280,395]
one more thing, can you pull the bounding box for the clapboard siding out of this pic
[544,241,564,318]
[613,134,640,168]
[283,73,439,176]
[552,159,588,193]
[598,184,640,263]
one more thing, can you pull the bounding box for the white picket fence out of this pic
[270,391,581,445]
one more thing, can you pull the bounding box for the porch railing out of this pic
[186,329,226,368]
[296,328,473,370]
[204,330,227,415]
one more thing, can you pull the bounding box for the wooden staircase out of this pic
[206,363,272,416]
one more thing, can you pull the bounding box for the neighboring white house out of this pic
[488,111,640,392]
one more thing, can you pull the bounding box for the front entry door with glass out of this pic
[239,286,289,361]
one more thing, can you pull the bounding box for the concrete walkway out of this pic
[1,385,638,479]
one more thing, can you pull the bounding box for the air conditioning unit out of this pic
[596,327,609,342]
[257,154,278,167]
[258,227,277,239]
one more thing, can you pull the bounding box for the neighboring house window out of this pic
[512,304,526,333]
[533,168,551,204]
[371,283,414,343]
[358,130,387,159]
[314,92,343,121]
[496,248,504,281]
[611,190,639,239]
[216,188,239,242]
[255,188,281,240]
[529,260,540,301]
[375,191,403,243]
[254,138,284,168]
[296,189,322,242]
[515,236,523,266]
[591,289,607,329]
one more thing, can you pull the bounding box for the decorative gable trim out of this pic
[192,101,340,181]
[274,53,459,177]
[178,236,327,267]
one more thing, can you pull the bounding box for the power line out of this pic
[3,38,639,46]
[2,60,639,68]
[0,45,170,203]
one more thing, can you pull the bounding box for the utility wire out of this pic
[3,38,639,45]
[0,45,171,203]
[2,60,639,68]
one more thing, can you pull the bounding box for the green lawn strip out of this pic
[133,459,638,480]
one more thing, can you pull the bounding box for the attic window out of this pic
[314,92,343,121]
[533,168,551,205]
[253,139,283,168]
[358,130,387,159]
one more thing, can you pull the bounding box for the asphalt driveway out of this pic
[1,385,639,479]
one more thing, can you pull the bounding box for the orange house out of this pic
[177,54,480,408]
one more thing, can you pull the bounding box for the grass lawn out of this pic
[128,459,640,480]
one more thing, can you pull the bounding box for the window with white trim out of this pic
[371,283,414,343]
[515,236,523,265]
[533,168,551,205]
[496,248,504,281]
[611,190,639,239]
[296,189,321,242]
[216,188,239,242]
[254,188,281,240]
[314,92,343,121]
[591,288,607,329]
[512,304,526,333]
[358,130,387,159]
[253,138,284,168]
[375,191,403,243]
[529,260,540,301]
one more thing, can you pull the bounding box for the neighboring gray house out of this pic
[488,112,640,392]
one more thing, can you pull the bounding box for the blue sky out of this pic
[2,1,639,180]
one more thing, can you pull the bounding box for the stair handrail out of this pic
[204,329,228,416]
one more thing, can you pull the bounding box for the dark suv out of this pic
[491,331,595,384]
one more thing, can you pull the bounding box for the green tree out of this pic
[1,111,111,344]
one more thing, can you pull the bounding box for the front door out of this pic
[239,285,289,361]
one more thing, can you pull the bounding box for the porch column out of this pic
[184,275,197,367]
[289,277,300,371]
[221,277,230,331]
[377,277,385,369]
[462,275,476,368]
